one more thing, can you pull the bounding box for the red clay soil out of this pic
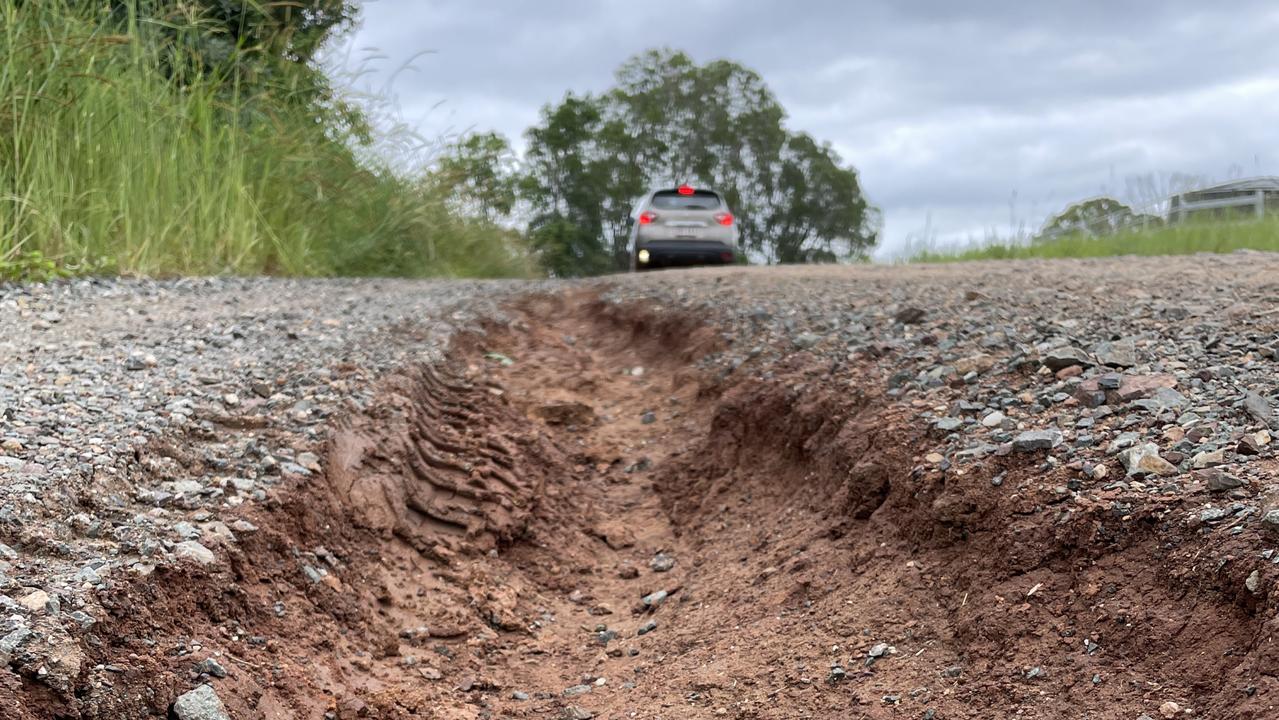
[7,290,1279,719]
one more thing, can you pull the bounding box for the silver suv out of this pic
[629,185,739,271]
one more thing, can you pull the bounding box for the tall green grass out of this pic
[909,218,1279,263]
[0,1,534,279]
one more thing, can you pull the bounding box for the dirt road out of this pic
[6,256,1279,718]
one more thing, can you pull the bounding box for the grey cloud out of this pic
[343,0,1279,255]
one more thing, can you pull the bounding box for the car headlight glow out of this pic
[637,249,650,263]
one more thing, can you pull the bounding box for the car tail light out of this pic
[639,211,658,225]
[720,251,734,262]
[677,184,695,195]
[714,212,733,226]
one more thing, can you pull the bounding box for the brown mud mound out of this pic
[19,356,570,719]
[655,355,1279,718]
[326,363,556,554]
[5,290,1279,719]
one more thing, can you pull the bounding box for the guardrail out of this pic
[1170,189,1267,222]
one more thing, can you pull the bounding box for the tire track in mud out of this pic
[10,289,1279,719]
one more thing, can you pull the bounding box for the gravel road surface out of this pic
[5,254,1279,718]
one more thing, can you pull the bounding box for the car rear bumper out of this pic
[637,227,735,243]
[635,240,736,270]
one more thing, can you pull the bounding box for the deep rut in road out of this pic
[10,290,1279,719]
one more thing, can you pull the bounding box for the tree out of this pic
[1037,197,1162,241]
[765,132,878,263]
[102,1,357,65]
[61,0,362,125]
[521,49,877,274]
[431,132,519,223]
[526,216,614,278]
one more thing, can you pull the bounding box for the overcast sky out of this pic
[340,0,1279,257]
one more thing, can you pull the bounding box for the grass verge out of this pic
[0,1,534,280]
[910,218,1279,263]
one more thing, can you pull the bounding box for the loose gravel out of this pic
[0,276,532,691]
[6,251,1279,717]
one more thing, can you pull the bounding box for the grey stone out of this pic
[649,553,675,573]
[173,521,200,540]
[1200,507,1228,523]
[1118,444,1177,477]
[195,657,228,678]
[174,541,216,566]
[1042,346,1093,371]
[1194,468,1245,492]
[1244,391,1273,425]
[67,610,95,629]
[73,564,102,585]
[279,461,311,477]
[934,417,963,432]
[124,352,153,371]
[1098,373,1122,390]
[1107,431,1141,453]
[641,590,668,607]
[0,627,33,661]
[1093,338,1137,368]
[793,332,822,349]
[980,411,1006,428]
[172,684,230,720]
[894,307,926,324]
[1262,509,1279,533]
[1190,449,1225,469]
[1012,430,1062,452]
[1131,387,1188,413]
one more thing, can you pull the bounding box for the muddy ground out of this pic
[7,259,1279,718]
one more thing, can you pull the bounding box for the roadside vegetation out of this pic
[0,1,533,280]
[910,195,1279,263]
[1,4,880,280]
[7,3,1273,279]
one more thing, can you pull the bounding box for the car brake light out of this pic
[677,184,694,195]
[639,211,657,225]
[714,212,733,226]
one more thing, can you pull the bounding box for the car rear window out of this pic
[650,190,721,210]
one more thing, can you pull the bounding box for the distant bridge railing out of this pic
[1169,189,1268,223]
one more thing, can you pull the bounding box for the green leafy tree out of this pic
[101,1,357,64]
[527,216,614,278]
[431,132,519,222]
[1037,197,1163,241]
[520,95,629,274]
[521,49,877,274]
[49,0,362,126]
